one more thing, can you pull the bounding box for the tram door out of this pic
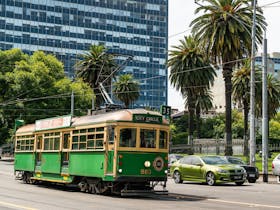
[61,132,70,174]
[35,135,43,170]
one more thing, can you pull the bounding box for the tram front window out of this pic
[119,128,136,147]
[140,129,156,148]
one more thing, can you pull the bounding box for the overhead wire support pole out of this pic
[249,0,257,166]
[262,32,268,182]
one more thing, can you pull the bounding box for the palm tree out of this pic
[113,74,140,108]
[232,59,261,157]
[194,89,214,138]
[256,74,280,120]
[190,0,266,155]
[75,44,118,109]
[168,35,216,149]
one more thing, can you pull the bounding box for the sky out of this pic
[167,0,280,111]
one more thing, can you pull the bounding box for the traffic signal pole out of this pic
[262,33,268,182]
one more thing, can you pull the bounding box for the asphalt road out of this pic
[1,160,280,210]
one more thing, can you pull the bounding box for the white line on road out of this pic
[208,198,280,209]
[0,200,37,210]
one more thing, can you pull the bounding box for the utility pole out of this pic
[249,0,257,167]
[71,90,74,116]
[262,33,268,182]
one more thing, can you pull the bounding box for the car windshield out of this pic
[227,157,245,165]
[201,156,229,165]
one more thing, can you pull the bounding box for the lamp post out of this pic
[249,0,257,167]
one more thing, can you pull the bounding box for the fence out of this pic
[170,139,280,155]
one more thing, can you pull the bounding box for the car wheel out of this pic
[173,171,183,184]
[235,181,245,186]
[206,172,216,186]
[248,178,256,183]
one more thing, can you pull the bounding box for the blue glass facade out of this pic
[0,0,168,109]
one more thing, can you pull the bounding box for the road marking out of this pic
[0,201,37,210]
[208,198,280,209]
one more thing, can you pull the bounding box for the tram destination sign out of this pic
[133,114,162,124]
[35,115,72,131]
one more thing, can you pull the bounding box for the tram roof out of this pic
[16,109,169,134]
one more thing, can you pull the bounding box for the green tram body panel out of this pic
[69,152,105,177]
[116,152,168,178]
[14,153,35,172]
[41,152,61,174]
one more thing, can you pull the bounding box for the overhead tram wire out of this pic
[0,55,250,108]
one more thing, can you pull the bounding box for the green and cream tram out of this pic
[14,109,169,196]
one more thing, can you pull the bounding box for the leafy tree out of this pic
[168,35,216,148]
[269,120,280,140]
[190,0,266,155]
[256,74,280,119]
[195,89,214,138]
[113,74,140,108]
[0,49,92,144]
[75,45,118,108]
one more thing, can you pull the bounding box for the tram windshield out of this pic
[118,128,168,149]
[119,128,136,147]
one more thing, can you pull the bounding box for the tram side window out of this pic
[72,127,104,150]
[159,131,168,149]
[43,132,60,151]
[140,129,156,148]
[15,135,35,151]
[119,128,136,147]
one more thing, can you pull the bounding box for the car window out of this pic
[179,156,192,164]
[228,157,244,165]
[201,156,228,165]
[191,156,202,165]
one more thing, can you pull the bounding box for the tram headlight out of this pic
[144,161,151,168]
[118,169,122,173]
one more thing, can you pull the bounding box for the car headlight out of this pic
[217,169,228,173]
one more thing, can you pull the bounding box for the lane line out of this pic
[0,200,37,210]
[208,198,280,209]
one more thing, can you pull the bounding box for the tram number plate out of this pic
[140,169,151,175]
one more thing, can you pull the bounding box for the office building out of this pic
[0,0,168,108]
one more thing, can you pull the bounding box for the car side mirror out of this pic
[196,163,203,167]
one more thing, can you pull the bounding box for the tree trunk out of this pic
[196,106,201,138]
[188,96,195,154]
[243,100,249,162]
[223,66,233,156]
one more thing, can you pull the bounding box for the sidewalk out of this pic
[258,173,279,184]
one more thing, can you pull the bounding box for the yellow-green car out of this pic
[170,155,246,186]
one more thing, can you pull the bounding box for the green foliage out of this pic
[269,120,280,140]
[75,44,118,108]
[0,49,92,145]
[172,115,188,133]
[113,74,140,108]
[171,132,188,145]
[171,110,244,141]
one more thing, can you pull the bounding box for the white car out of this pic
[272,154,280,176]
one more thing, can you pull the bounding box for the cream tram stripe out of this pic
[0,200,37,210]
[208,198,280,209]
